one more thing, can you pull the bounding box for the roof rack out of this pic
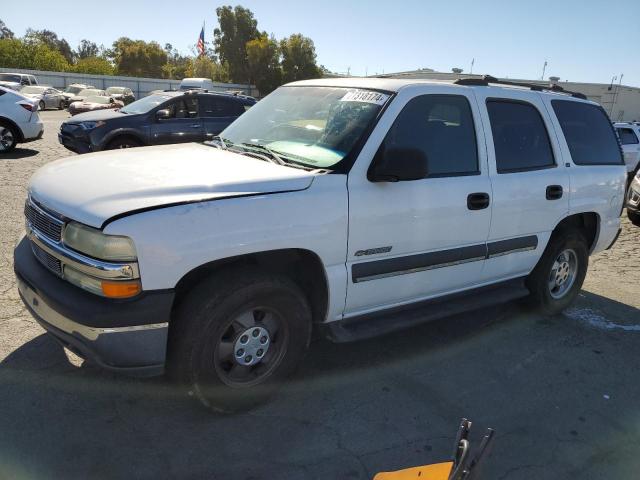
[454,75,587,100]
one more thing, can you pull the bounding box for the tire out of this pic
[58,100,65,110]
[106,136,142,150]
[38,100,45,111]
[526,230,589,315]
[0,121,18,153]
[167,268,312,412]
[628,209,640,227]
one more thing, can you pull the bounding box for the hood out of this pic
[65,109,127,122]
[28,143,315,228]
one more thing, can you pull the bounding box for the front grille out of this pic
[24,201,63,242]
[31,242,63,277]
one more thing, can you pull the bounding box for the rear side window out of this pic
[200,96,244,117]
[616,127,639,145]
[379,94,479,177]
[486,100,555,173]
[551,100,623,165]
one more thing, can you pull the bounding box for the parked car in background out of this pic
[106,86,135,105]
[20,86,66,111]
[69,96,124,116]
[626,170,640,226]
[0,73,38,91]
[0,86,43,153]
[61,84,95,106]
[179,77,215,90]
[614,122,640,178]
[66,88,106,108]
[59,90,256,153]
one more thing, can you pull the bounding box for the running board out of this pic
[323,278,530,343]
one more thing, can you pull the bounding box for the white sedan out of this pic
[0,86,44,153]
[20,86,66,111]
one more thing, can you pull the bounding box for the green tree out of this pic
[246,35,282,94]
[76,39,100,59]
[24,28,74,63]
[187,56,229,82]
[73,56,114,75]
[213,5,261,83]
[0,19,14,39]
[110,37,167,77]
[162,43,193,79]
[0,38,68,71]
[280,34,321,83]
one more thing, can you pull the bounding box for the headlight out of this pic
[63,222,137,261]
[79,121,105,130]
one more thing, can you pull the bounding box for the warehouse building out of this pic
[374,69,640,121]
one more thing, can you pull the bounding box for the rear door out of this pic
[200,96,245,140]
[150,96,204,145]
[473,88,570,282]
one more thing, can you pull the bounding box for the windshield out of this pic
[106,87,125,94]
[85,96,109,104]
[0,74,21,83]
[78,89,102,97]
[65,86,85,94]
[21,86,46,94]
[120,94,173,114]
[220,86,389,169]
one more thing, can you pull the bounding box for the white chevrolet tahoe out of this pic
[14,76,626,411]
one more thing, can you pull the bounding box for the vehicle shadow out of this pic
[1,148,39,160]
[1,293,639,479]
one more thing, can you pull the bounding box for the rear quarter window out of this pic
[551,100,623,166]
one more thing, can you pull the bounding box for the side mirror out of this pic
[369,147,429,182]
[156,109,171,120]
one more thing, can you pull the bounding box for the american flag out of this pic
[197,25,205,56]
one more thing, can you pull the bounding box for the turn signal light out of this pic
[101,280,142,299]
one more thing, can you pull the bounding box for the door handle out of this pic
[546,185,563,200]
[467,192,490,210]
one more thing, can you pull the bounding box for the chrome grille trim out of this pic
[31,242,63,277]
[24,199,64,243]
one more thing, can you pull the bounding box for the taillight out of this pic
[20,103,34,112]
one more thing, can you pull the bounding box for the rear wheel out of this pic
[526,230,588,315]
[0,122,18,153]
[167,269,312,412]
[38,100,45,111]
[106,136,142,150]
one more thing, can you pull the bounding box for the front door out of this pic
[345,87,492,317]
[151,97,204,145]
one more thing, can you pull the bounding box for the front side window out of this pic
[221,86,389,169]
[487,100,555,173]
[120,94,174,114]
[551,100,623,166]
[377,94,479,177]
[165,97,199,119]
[616,127,639,145]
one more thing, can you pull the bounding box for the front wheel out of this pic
[167,269,312,412]
[106,136,142,150]
[58,100,65,110]
[526,231,588,315]
[38,100,45,111]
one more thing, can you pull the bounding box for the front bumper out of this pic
[14,237,174,376]
[627,178,640,214]
[58,130,93,154]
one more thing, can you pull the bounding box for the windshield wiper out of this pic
[206,135,229,150]
[238,142,286,166]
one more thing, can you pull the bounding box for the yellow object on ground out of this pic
[373,461,454,480]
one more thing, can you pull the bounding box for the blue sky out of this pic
[3,0,638,86]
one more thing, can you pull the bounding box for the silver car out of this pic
[20,86,66,111]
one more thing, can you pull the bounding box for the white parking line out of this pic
[565,307,640,331]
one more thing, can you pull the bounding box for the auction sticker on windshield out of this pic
[340,90,390,105]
